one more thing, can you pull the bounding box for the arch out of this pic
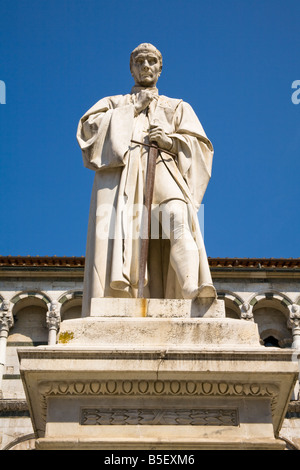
[278,435,299,451]
[58,290,83,305]
[3,433,36,451]
[260,329,283,346]
[8,291,50,344]
[10,290,51,312]
[217,291,244,319]
[248,290,293,310]
[58,290,83,321]
[263,335,280,347]
[250,292,293,348]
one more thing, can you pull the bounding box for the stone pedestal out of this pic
[18,298,298,450]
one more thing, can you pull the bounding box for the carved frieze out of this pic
[80,407,239,426]
[38,379,279,398]
[37,379,279,426]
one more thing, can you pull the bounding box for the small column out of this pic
[0,300,14,394]
[240,302,254,321]
[46,301,61,346]
[288,304,300,349]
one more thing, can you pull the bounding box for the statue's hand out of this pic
[149,123,173,150]
[134,89,157,115]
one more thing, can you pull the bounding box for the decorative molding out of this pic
[81,407,239,426]
[38,380,279,398]
[0,399,28,412]
[37,379,279,425]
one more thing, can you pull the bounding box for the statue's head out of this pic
[50,301,59,313]
[1,300,9,311]
[130,43,162,87]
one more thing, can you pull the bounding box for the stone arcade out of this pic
[0,256,299,450]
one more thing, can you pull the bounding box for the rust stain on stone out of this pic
[140,298,147,317]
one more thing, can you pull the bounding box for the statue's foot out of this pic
[182,283,217,300]
[182,284,199,300]
[198,283,217,299]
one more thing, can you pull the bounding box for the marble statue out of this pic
[77,43,216,315]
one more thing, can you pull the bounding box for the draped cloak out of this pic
[77,87,214,316]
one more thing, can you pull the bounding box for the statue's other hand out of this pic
[149,124,173,150]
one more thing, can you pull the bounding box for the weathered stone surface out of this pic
[90,297,225,318]
[18,299,298,450]
[18,341,298,450]
[57,316,261,349]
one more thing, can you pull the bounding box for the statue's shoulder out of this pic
[106,94,130,106]
[160,97,198,118]
[158,95,183,111]
[89,94,129,110]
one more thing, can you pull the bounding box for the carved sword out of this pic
[131,131,176,298]
[137,139,158,298]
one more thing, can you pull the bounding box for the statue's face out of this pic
[131,50,161,87]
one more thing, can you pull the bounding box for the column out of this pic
[46,301,61,346]
[0,300,14,394]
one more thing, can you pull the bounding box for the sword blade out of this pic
[138,142,158,298]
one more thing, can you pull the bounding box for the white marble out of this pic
[77,43,216,315]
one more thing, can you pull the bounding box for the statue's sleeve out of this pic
[168,101,214,209]
[76,96,135,171]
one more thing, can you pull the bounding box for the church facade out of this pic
[0,255,299,450]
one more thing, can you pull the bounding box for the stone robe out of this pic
[77,87,214,316]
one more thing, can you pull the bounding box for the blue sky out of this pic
[0,0,299,258]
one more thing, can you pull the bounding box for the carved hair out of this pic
[130,43,163,72]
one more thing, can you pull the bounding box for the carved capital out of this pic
[240,302,253,321]
[46,301,61,330]
[288,304,300,329]
[0,300,14,331]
